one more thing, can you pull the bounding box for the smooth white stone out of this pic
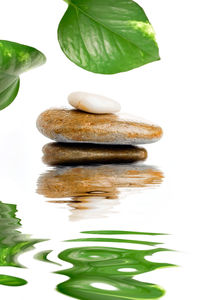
[68,92,121,114]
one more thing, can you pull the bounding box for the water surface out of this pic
[56,231,175,300]
[37,164,163,220]
[0,201,44,286]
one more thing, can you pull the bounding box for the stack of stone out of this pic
[36,92,162,165]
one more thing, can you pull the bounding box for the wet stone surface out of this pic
[42,143,147,165]
[37,109,163,145]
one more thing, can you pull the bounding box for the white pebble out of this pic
[68,92,121,114]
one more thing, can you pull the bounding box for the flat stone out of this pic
[37,164,163,200]
[68,92,121,114]
[37,109,162,145]
[42,142,147,165]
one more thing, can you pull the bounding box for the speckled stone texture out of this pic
[37,109,163,145]
[42,142,147,165]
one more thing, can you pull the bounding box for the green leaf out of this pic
[58,0,160,74]
[0,274,27,286]
[0,73,20,110]
[0,40,46,110]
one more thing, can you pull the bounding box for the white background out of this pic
[0,0,200,299]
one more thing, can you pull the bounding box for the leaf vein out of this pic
[69,1,156,58]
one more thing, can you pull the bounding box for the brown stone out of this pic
[42,142,147,165]
[36,109,163,145]
[37,164,163,200]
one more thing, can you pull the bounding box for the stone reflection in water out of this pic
[37,164,163,220]
[0,201,44,286]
